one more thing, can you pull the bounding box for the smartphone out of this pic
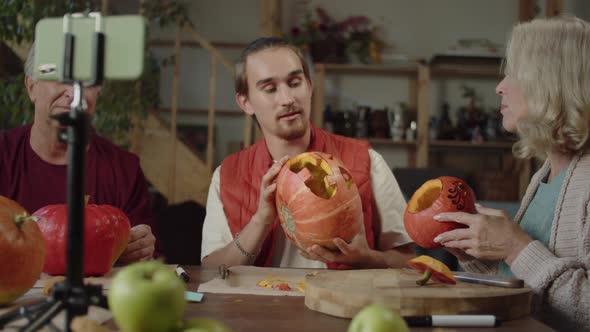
[34,15,146,82]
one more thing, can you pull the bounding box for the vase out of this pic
[309,38,347,63]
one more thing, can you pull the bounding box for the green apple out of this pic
[179,318,232,332]
[347,304,409,332]
[108,261,186,332]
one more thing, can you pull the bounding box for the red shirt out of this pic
[0,125,155,232]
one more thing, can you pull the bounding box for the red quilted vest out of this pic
[220,124,374,269]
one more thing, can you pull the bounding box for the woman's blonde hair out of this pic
[505,16,590,159]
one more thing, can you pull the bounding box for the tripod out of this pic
[0,12,108,332]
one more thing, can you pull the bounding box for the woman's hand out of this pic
[433,204,533,264]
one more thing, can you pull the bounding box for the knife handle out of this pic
[454,272,524,288]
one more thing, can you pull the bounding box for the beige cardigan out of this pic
[461,153,590,331]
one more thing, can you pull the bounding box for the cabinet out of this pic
[311,60,532,200]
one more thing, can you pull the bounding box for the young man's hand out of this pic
[253,156,289,226]
[300,222,374,267]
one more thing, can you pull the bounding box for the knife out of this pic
[453,271,524,288]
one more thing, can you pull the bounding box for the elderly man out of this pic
[0,44,156,263]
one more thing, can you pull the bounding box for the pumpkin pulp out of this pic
[407,179,442,213]
[288,154,337,199]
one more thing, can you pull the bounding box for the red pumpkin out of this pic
[275,152,362,251]
[0,196,46,305]
[34,204,131,276]
[404,176,476,249]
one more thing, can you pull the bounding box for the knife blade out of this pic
[453,271,524,288]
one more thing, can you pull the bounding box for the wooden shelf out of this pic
[153,108,244,117]
[315,63,420,77]
[361,138,513,150]
[367,138,417,147]
[429,54,502,79]
[431,63,502,79]
[315,62,501,79]
[430,140,514,149]
[148,40,247,49]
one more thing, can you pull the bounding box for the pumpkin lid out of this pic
[408,255,457,285]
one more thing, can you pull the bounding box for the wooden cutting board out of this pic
[305,269,531,320]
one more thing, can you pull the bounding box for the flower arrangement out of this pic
[289,7,385,64]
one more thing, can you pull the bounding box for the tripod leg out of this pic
[0,299,52,329]
[21,301,63,332]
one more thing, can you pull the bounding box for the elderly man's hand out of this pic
[118,224,156,263]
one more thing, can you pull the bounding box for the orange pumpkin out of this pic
[404,176,476,249]
[275,152,362,251]
[0,196,46,305]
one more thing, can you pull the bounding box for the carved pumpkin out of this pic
[404,176,476,249]
[0,196,46,305]
[275,152,362,250]
[34,204,131,276]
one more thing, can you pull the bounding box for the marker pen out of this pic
[175,265,190,283]
[404,315,500,327]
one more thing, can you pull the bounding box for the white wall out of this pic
[149,0,590,169]
[564,0,590,20]
[281,0,517,167]
[282,0,518,59]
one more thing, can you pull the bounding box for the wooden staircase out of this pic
[130,23,252,206]
[129,112,212,206]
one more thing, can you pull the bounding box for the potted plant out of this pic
[289,7,385,64]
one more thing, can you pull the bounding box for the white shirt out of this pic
[201,149,412,268]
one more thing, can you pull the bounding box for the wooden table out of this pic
[104,266,554,332]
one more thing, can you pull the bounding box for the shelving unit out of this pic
[430,140,514,149]
[312,62,430,167]
[311,60,532,199]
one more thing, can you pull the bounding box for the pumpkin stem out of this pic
[14,212,33,228]
[416,270,432,286]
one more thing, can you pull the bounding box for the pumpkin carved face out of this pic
[34,204,131,276]
[404,176,476,249]
[275,152,362,251]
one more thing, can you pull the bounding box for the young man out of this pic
[201,37,413,269]
[0,43,156,263]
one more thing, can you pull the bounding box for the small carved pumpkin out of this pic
[404,176,476,249]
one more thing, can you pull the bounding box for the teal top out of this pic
[498,165,568,277]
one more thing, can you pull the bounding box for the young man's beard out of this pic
[277,117,308,141]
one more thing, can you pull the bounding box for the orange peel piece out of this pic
[408,255,456,286]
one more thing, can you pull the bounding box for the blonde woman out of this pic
[433,17,590,330]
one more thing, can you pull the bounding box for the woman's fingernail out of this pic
[433,236,442,243]
[433,214,442,220]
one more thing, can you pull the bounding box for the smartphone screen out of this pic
[34,15,145,82]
